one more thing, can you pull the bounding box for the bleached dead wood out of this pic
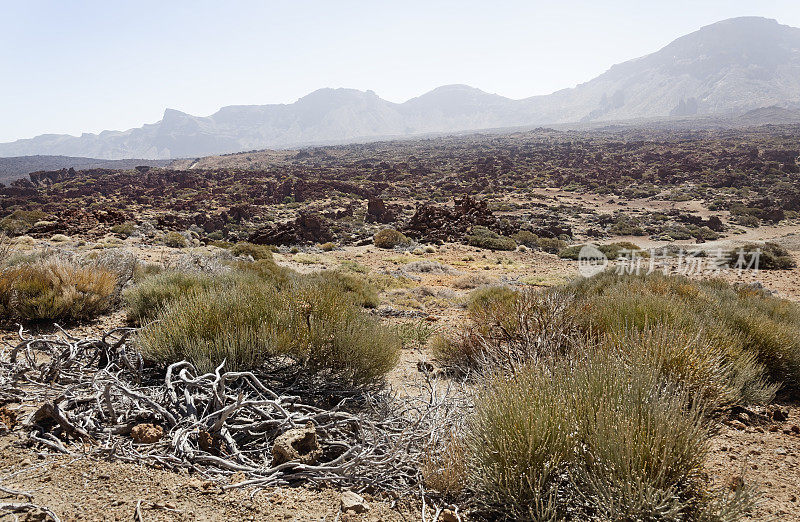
[0,325,469,494]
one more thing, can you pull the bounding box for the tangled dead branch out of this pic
[0,325,469,495]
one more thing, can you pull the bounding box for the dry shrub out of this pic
[571,271,799,399]
[421,431,468,495]
[137,269,399,387]
[0,259,118,322]
[373,228,411,249]
[468,353,749,520]
[230,241,275,260]
[451,273,498,289]
[164,231,188,248]
[403,260,456,274]
[435,287,583,374]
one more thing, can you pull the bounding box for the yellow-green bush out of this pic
[164,231,188,248]
[123,270,216,323]
[441,272,790,403]
[305,270,380,308]
[230,241,275,260]
[468,353,747,520]
[0,260,118,322]
[570,271,800,398]
[373,228,411,249]
[466,226,516,251]
[137,275,399,386]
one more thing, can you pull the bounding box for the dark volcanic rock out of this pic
[248,212,333,245]
[403,195,499,242]
[365,197,396,224]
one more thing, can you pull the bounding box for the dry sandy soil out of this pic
[2,228,800,521]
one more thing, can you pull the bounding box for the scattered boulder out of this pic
[248,213,333,246]
[131,423,164,444]
[403,195,500,243]
[271,421,322,466]
[365,197,396,224]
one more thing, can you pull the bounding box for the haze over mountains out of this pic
[2,16,799,161]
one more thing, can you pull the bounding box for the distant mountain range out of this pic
[0,156,169,184]
[2,16,799,160]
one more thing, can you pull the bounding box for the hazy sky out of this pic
[2,0,799,142]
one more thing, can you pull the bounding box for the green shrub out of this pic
[511,230,539,248]
[123,270,215,323]
[467,354,745,520]
[535,236,567,254]
[230,241,275,260]
[559,242,641,260]
[466,226,516,251]
[111,221,137,238]
[511,231,566,253]
[124,256,294,324]
[305,270,380,308]
[137,284,281,372]
[137,276,399,386]
[724,242,796,270]
[601,326,776,408]
[319,241,337,252]
[571,271,797,399]
[164,231,188,248]
[373,228,411,249]
[0,259,118,322]
[0,210,49,235]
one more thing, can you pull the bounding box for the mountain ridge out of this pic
[2,16,799,160]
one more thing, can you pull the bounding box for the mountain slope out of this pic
[1,16,798,160]
[523,16,800,123]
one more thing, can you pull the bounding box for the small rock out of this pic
[272,421,322,466]
[791,425,800,435]
[729,420,747,431]
[131,423,164,444]
[440,509,460,522]
[769,406,788,422]
[775,447,788,455]
[340,491,369,513]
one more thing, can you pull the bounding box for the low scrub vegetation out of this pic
[466,226,516,251]
[229,241,275,260]
[431,271,782,519]
[163,231,188,248]
[467,353,743,520]
[558,241,642,260]
[137,273,399,386]
[124,252,397,387]
[511,230,567,253]
[0,259,119,322]
[724,242,796,270]
[373,228,411,249]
